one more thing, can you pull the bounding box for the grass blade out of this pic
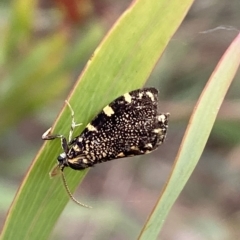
[139,33,240,239]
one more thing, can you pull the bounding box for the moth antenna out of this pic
[60,170,92,209]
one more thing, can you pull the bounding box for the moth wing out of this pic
[72,88,161,161]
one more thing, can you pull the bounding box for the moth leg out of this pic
[65,100,82,142]
[42,128,69,153]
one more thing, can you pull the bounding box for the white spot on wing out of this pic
[145,143,153,149]
[146,91,155,101]
[82,159,88,164]
[157,114,166,122]
[138,92,143,99]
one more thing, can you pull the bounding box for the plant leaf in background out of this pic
[0,0,194,239]
[139,32,240,239]
[0,26,103,133]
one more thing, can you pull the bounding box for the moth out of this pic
[42,87,169,207]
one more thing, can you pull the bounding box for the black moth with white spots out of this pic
[43,88,169,172]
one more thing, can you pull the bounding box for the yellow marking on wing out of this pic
[130,146,140,151]
[68,157,80,164]
[117,152,125,157]
[124,93,132,103]
[153,128,162,134]
[145,150,152,154]
[87,124,97,132]
[103,105,114,116]
[72,145,81,152]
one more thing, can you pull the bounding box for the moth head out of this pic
[49,154,67,178]
[49,154,92,208]
[57,152,69,170]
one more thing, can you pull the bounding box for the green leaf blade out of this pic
[139,32,240,239]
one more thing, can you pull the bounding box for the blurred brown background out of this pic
[0,0,240,239]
